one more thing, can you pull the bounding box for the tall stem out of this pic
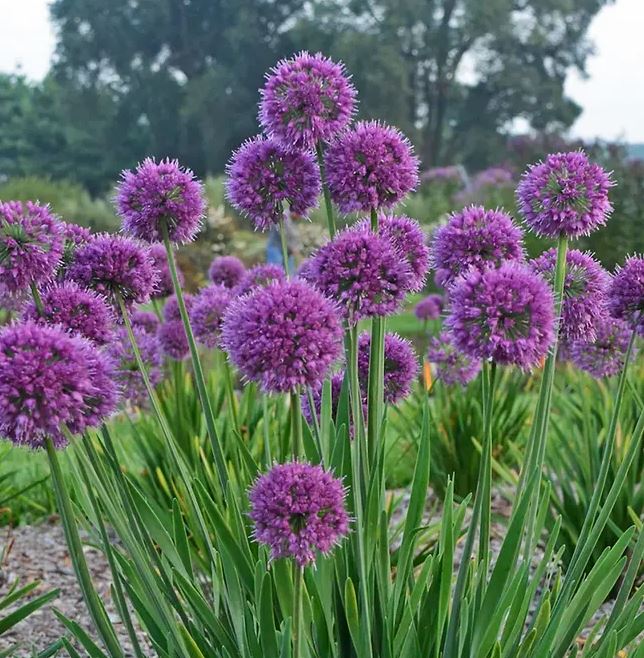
[293,565,304,658]
[290,388,303,459]
[279,216,291,277]
[316,142,336,238]
[222,354,240,437]
[160,220,228,490]
[30,282,44,315]
[46,435,125,658]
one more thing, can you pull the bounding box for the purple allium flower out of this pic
[232,263,285,298]
[68,234,158,308]
[570,317,634,378]
[0,322,118,448]
[415,294,443,321]
[149,243,183,298]
[248,461,350,566]
[131,310,159,335]
[221,279,343,393]
[208,255,246,289]
[427,331,482,386]
[190,284,232,349]
[163,293,194,322]
[516,151,613,238]
[226,136,320,231]
[609,256,643,336]
[357,332,418,404]
[157,320,188,361]
[430,206,525,287]
[308,225,412,324]
[0,285,28,313]
[22,282,115,345]
[531,248,610,343]
[356,214,429,292]
[107,326,162,407]
[259,51,356,151]
[324,121,419,213]
[0,201,64,293]
[59,222,92,277]
[116,157,205,244]
[446,262,555,369]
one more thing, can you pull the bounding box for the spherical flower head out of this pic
[148,243,183,298]
[446,262,555,369]
[157,320,189,360]
[163,293,194,322]
[107,326,162,408]
[116,157,205,244]
[415,294,443,321]
[232,263,285,298]
[570,317,634,378]
[356,214,429,291]
[609,256,643,336]
[308,225,413,324]
[0,322,118,448]
[208,255,246,289]
[516,151,613,238]
[357,332,418,404]
[324,121,419,213]
[190,284,232,349]
[221,279,343,393]
[131,310,159,335]
[259,51,357,151]
[68,234,158,307]
[22,282,115,345]
[59,222,92,277]
[427,331,482,386]
[0,201,64,293]
[531,248,610,343]
[430,206,525,287]
[226,136,320,231]
[248,461,350,567]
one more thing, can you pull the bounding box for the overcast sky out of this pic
[2,0,643,142]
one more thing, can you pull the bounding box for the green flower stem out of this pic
[316,142,336,238]
[293,565,304,658]
[347,324,373,658]
[46,434,125,658]
[519,234,568,559]
[290,388,303,459]
[262,394,272,466]
[279,216,291,276]
[152,298,163,321]
[30,282,44,315]
[160,220,228,490]
[221,353,241,437]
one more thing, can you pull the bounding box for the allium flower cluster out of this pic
[221,279,343,393]
[131,310,159,335]
[107,326,162,407]
[117,158,205,244]
[356,215,429,291]
[415,294,443,321]
[22,282,115,345]
[259,51,356,151]
[69,235,158,307]
[226,136,320,231]
[208,255,246,289]
[531,248,610,343]
[157,320,189,361]
[358,332,418,404]
[516,151,613,238]
[0,201,64,293]
[59,222,92,277]
[163,293,194,322]
[308,225,412,324]
[248,461,350,566]
[430,206,524,287]
[190,285,232,349]
[609,256,643,336]
[427,331,482,386]
[446,262,555,369]
[149,243,183,298]
[324,121,419,213]
[0,322,118,448]
[570,317,633,378]
[232,263,285,298]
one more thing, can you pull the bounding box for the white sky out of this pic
[1,0,643,142]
